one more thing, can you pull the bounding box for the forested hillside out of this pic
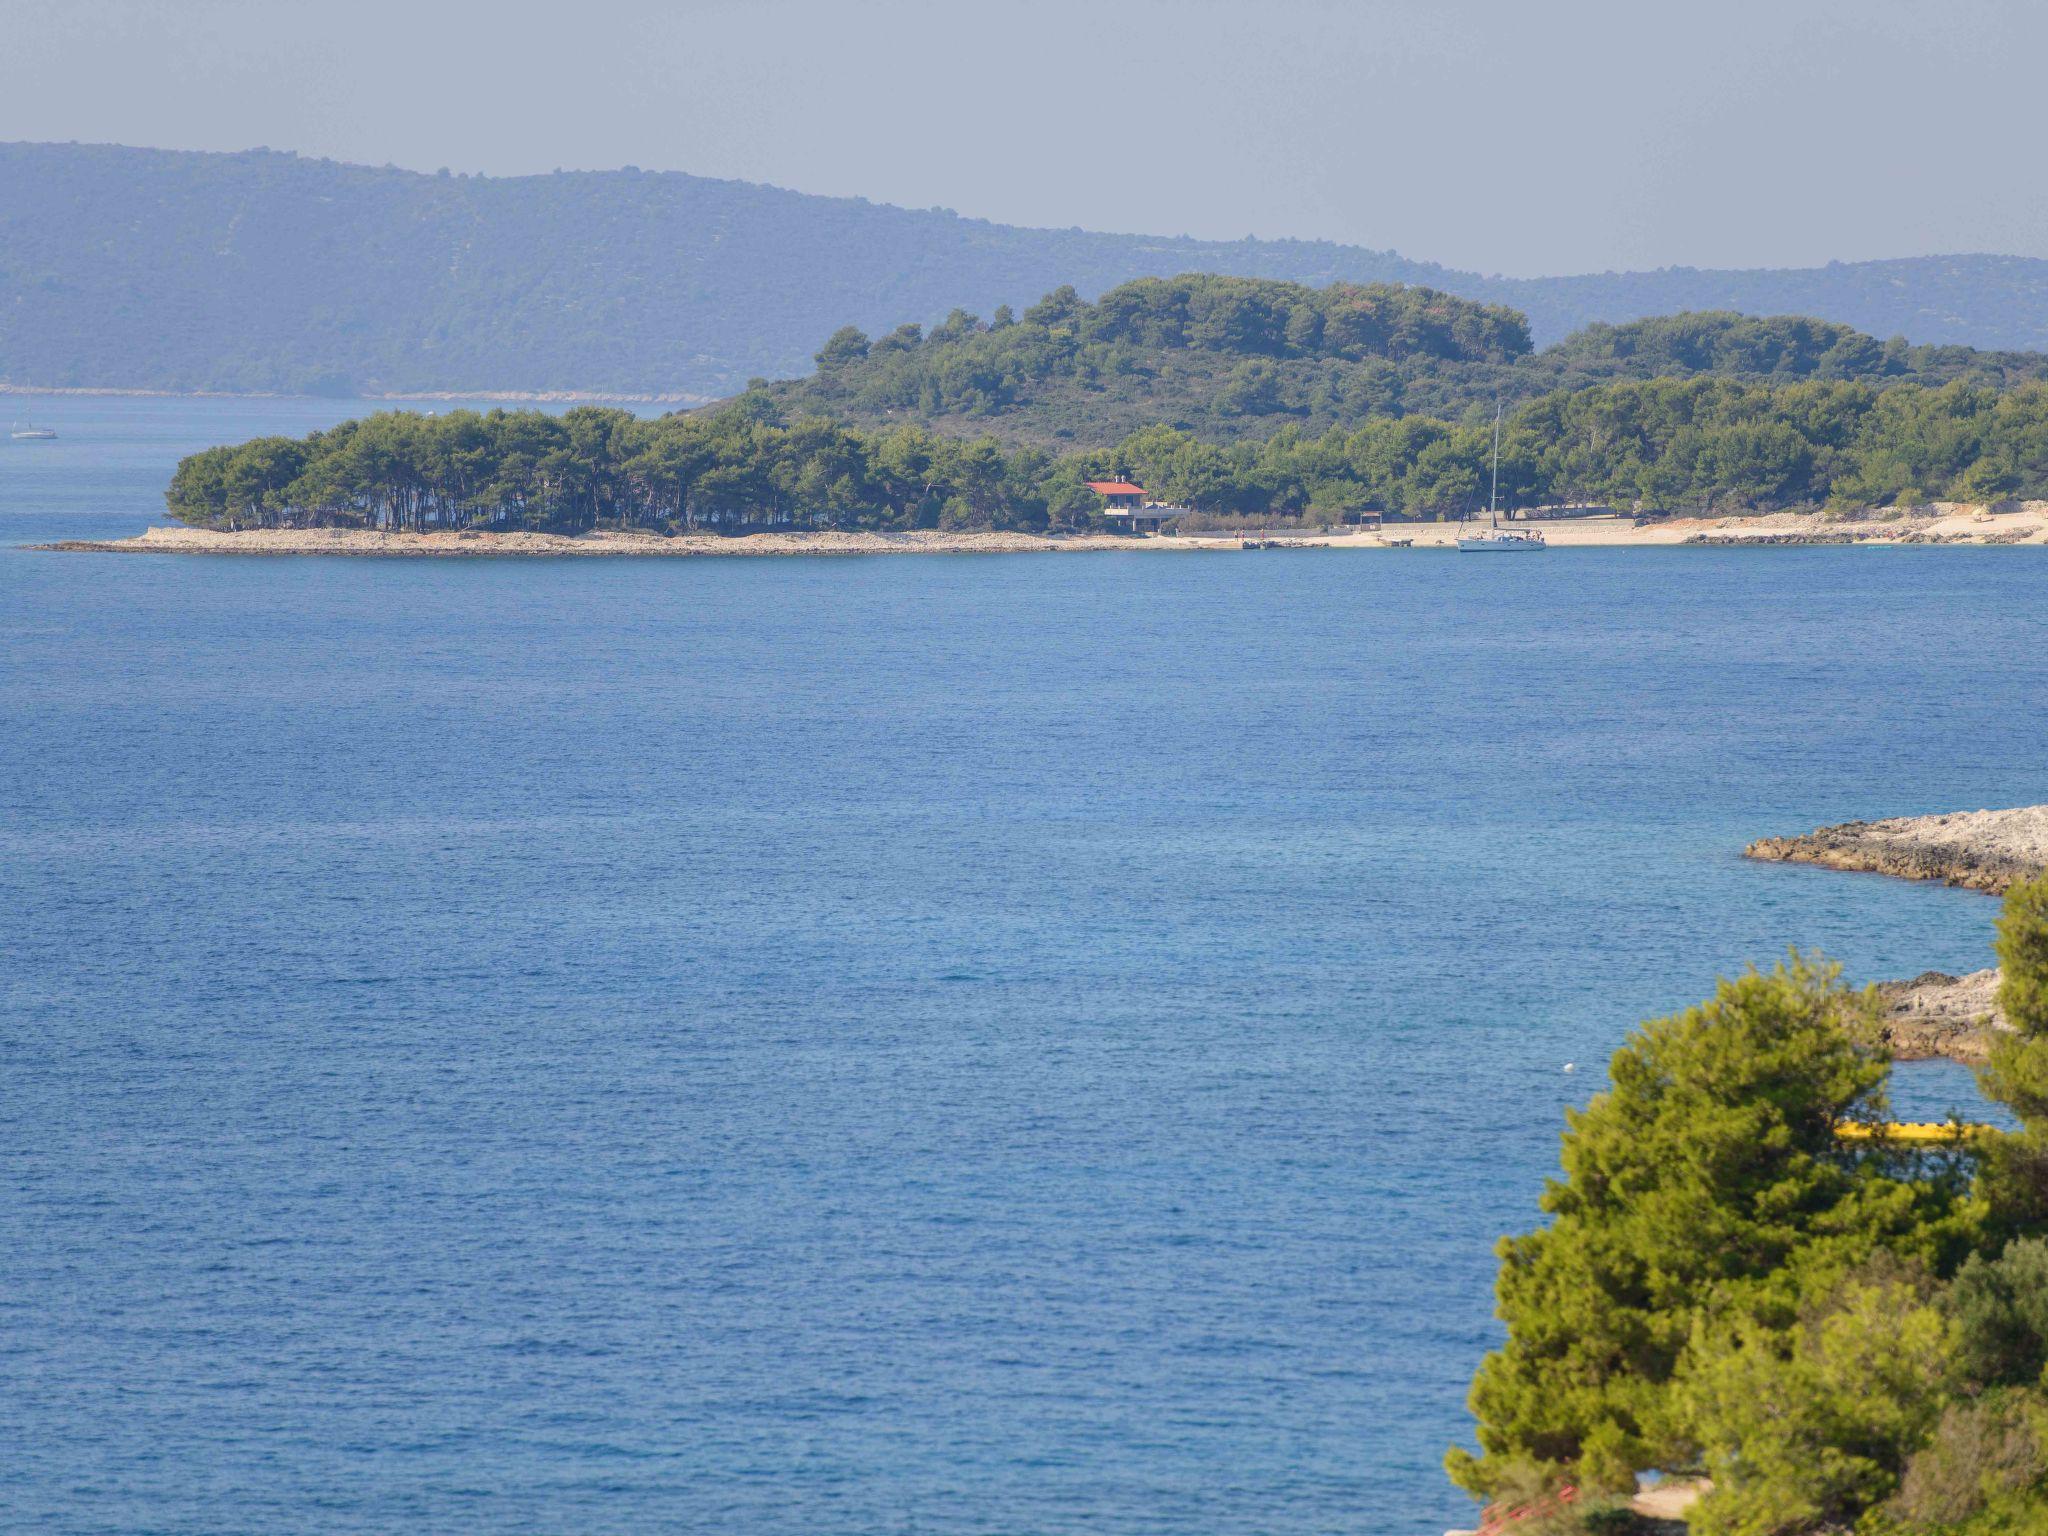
[9,142,2048,397]
[753,278,2048,447]
[164,373,2048,535]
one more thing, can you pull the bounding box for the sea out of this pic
[2,394,2041,1535]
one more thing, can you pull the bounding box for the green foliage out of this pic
[1979,876,2048,1235]
[1448,958,1972,1500]
[1946,1239,2048,1393]
[1537,311,1971,385]
[761,281,2048,453]
[1995,873,2048,1041]
[1679,1269,1952,1536]
[167,374,2048,533]
[747,282,2048,514]
[1877,1392,2048,1534]
[760,273,1539,447]
[164,406,1061,534]
[1448,875,2048,1536]
[815,326,871,372]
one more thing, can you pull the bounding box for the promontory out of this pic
[1746,805,2048,894]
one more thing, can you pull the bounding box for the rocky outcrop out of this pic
[1747,806,2042,1060]
[1746,806,2048,895]
[1875,969,2008,1062]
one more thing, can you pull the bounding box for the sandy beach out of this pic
[39,502,2048,557]
[1365,501,2048,548]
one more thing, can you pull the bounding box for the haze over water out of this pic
[2,398,2038,1534]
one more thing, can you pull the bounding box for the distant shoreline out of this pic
[0,383,709,405]
[37,506,2048,557]
[42,527,1209,558]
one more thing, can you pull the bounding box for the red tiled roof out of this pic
[1085,481,1146,495]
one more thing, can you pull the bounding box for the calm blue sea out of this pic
[2,395,2041,1535]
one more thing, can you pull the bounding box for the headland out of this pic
[1746,805,2048,894]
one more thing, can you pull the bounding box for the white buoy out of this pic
[1563,1063,1577,1074]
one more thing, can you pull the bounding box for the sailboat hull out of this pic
[1456,534,1546,551]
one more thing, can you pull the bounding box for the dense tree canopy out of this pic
[758,281,2048,449]
[166,377,2048,533]
[167,406,1065,534]
[1446,959,1971,1501]
[1540,310,2048,390]
[1449,874,2048,1536]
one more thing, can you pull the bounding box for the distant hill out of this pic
[6,142,2048,397]
[753,278,2048,448]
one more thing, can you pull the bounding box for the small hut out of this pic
[1085,480,1171,533]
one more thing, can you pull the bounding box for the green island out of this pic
[151,276,2048,536]
[1447,876,2048,1536]
[761,275,2048,448]
[57,267,2048,1532]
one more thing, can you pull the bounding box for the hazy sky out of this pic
[3,0,2043,277]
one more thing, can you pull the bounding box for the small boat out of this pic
[1457,404,1545,552]
[1458,529,1547,551]
[11,419,57,440]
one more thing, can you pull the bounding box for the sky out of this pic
[1,0,2044,278]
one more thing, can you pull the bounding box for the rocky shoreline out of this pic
[1874,969,2007,1062]
[1745,805,2048,894]
[1749,805,2048,1062]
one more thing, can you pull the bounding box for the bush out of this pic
[1881,1392,2048,1530]
[1947,1238,2048,1391]
[1678,1269,1951,1536]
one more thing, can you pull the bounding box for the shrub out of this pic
[1947,1238,2048,1392]
[1881,1392,2048,1530]
[1679,1270,1951,1536]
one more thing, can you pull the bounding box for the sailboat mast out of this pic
[1488,402,1502,525]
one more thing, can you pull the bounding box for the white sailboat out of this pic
[1457,404,1544,551]
[11,418,58,440]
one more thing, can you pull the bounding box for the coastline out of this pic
[39,527,1220,557]
[37,503,2048,557]
[1750,805,2048,1063]
[0,383,709,405]
[1746,806,2048,895]
[1876,969,2007,1062]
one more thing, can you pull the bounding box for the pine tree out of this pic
[1978,871,2048,1234]
[1449,956,1967,1498]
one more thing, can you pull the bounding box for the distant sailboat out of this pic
[1457,404,1544,552]
[11,418,58,440]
